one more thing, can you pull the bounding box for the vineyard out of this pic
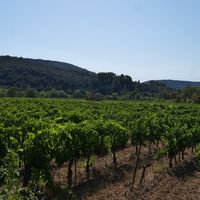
[1,98,200,199]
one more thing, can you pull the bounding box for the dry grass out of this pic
[50,147,200,200]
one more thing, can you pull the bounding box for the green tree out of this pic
[6,88,17,97]
[25,88,36,98]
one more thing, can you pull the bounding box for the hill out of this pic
[146,80,200,90]
[0,55,95,91]
[0,55,175,99]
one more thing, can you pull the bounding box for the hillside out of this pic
[0,55,174,98]
[146,80,200,90]
[0,55,95,91]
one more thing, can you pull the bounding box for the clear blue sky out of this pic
[1,0,200,81]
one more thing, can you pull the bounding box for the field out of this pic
[1,98,200,199]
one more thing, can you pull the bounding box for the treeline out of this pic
[156,85,200,104]
[179,86,200,103]
[1,85,200,103]
[0,77,175,100]
[0,86,171,100]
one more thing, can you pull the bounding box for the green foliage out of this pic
[0,55,179,100]
[0,150,38,200]
[79,121,101,157]
[104,120,128,151]
[25,88,36,98]
[1,98,200,197]
[6,88,18,97]
[52,123,79,165]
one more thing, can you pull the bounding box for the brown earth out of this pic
[51,145,200,200]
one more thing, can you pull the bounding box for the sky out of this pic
[1,0,200,82]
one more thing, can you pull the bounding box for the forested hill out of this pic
[147,80,200,90]
[0,55,174,98]
[0,55,94,91]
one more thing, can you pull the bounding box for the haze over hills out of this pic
[145,80,200,90]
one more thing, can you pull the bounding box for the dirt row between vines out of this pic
[51,145,200,200]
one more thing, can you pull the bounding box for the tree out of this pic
[25,88,36,98]
[6,88,17,97]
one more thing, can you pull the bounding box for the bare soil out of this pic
[51,145,200,200]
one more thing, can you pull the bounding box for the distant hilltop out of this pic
[144,80,200,90]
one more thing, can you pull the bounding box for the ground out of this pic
[52,145,200,200]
